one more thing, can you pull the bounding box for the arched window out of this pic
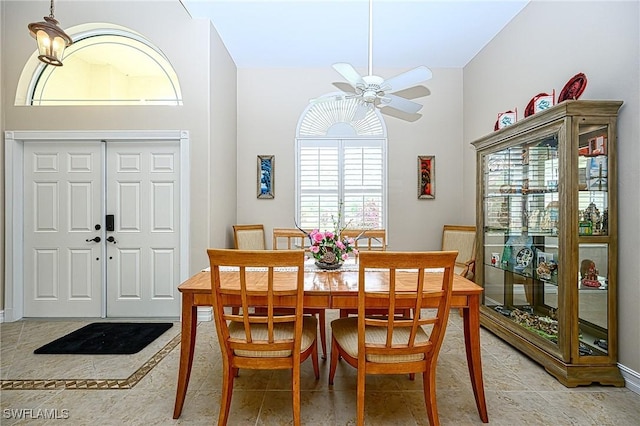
[15,23,182,106]
[296,95,387,231]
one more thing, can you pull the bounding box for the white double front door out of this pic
[23,139,181,318]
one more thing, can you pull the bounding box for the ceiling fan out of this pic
[314,0,432,117]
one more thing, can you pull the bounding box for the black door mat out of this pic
[34,322,173,355]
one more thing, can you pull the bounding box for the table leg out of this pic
[173,294,198,419]
[462,294,489,423]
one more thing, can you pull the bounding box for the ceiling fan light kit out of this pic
[314,0,432,116]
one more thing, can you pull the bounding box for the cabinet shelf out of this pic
[473,100,624,387]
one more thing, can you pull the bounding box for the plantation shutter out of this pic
[297,138,386,231]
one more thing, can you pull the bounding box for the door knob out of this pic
[86,236,101,243]
[106,236,117,244]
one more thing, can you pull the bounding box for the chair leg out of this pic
[292,362,301,426]
[328,336,339,385]
[356,367,366,426]
[318,310,327,360]
[311,339,320,379]
[218,361,235,426]
[423,366,439,426]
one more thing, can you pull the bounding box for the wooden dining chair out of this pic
[441,225,476,317]
[340,229,399,318]
[328,250,457,426]
[441,225,476,281]
[232,224,266,250]
[272,227,310,250]
[231,224,267,315]
[208,249,320,426]
[271,227,328,359]
[341,228,387,254]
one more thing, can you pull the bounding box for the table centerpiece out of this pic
[309,228,358,270]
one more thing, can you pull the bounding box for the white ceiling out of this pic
[180,0,530,69]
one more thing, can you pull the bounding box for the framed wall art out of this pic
[257,155,274,199]
[418,155,435,199]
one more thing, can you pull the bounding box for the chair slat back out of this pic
[272,228,310,251]
[357,251,457,358]
[233,224,267,250]
[342,229,386,252]
[208,249,305,354]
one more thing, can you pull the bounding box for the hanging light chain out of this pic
[49,0,56,18]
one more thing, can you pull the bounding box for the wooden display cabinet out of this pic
[472,100,624,387]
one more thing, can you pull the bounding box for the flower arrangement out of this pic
[308,229,357,265]
[295,201,364,268]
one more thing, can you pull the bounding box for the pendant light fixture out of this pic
[27,0,73,66]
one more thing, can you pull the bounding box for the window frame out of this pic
[295,137,388,232]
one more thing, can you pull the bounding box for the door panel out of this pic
[24,142,103,317]
[106,141,181,317]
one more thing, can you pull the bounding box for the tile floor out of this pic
[1,311,639,425]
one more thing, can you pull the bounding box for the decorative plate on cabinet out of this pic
[525,92,555,117]
[515,247,534,269]
[557,73,587,103]
[494,110,517,131]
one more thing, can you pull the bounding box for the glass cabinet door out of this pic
[576,122,611,358]
[482,133,561,352]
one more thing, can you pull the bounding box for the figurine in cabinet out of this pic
[580,259,600,288]
[541,201,559,234]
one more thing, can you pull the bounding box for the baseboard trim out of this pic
[619,363,640,395]
[196,306,212,322]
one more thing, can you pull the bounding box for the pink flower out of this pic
[341,253,349,261]
[310,246,320,253]
[336,241,345,250]
[352,249,359,256]
[313,232,324,243]
[325,231,334,240]
[347,238,355,245]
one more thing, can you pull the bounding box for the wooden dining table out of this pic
[172,267,489,423]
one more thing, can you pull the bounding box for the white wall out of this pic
[208,21,239,253]
[236,67,467,250]
[463,0,640,374]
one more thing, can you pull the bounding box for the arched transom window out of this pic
[16,23,182,106]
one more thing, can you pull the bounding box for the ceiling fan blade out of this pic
[383,66,433,93]
[333,63,366,88]
[333,82,357,93]
[379,94,423,114]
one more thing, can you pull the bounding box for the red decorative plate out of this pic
[558,73,587,103]
[525,93,548,117]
